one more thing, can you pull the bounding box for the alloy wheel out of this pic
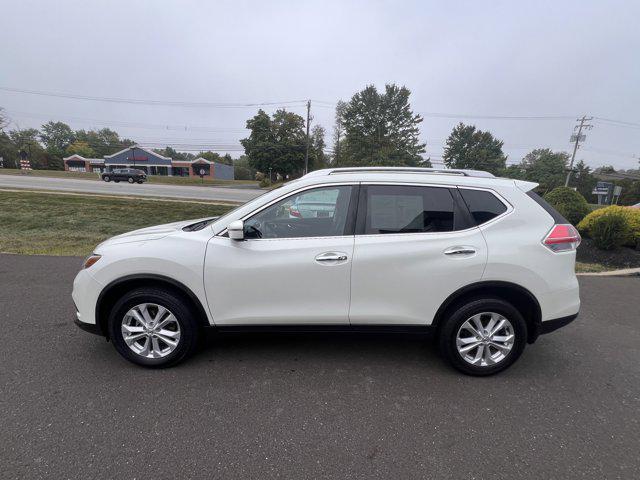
[456,312,515,367]
[121,303,181,359]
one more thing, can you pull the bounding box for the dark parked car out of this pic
[102,169,147,184]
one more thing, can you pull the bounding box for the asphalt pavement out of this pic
[0,174,262,203]
[1,253,639,479]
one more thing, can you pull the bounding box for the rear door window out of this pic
[361,185,455,234]
[459,189,508,225]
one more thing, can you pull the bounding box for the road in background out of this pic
[0,174,262,203]
[1,254,639,479]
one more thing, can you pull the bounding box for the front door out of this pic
[349,184,488,325]
[204,184,358,325]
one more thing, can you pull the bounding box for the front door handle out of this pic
[315,252,348,263]
[444,246,477,256]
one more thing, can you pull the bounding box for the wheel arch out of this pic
[95,274,211,339]
[432,281,542,343]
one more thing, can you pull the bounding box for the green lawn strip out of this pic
[0,169,258,187]
[0,190,233,256]
[575,262,608,273]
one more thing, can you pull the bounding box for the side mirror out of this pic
[227,220,245,241]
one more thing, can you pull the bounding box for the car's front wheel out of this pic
[108,287,200,367]
[438,298,527,376]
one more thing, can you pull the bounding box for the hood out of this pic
[96,217,215,248]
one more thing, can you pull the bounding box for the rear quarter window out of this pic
[459,188,508,225]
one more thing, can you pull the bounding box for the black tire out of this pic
[103,175,110,182]
[107,287,200,368]
[128,177,134,183]
[137,180,143,184]
[114,180,120,183]
[438,297,527,376]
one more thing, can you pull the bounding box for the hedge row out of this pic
[577,206,640,249]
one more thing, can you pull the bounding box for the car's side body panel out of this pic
[349,227,488,324]
[204,235,354,325]
[479,185,580,322]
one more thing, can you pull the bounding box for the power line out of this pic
[0,86,308,109]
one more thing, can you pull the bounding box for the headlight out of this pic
[83,254,102,269]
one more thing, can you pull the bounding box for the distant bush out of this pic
[589,211,631,250]
[578,205,640,248]
[258,177,272,188]
[544,187,590,225]
[255,172,265,181]
[234,166,253,180]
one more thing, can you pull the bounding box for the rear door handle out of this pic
[444,246,476,256]
[315,252,348,263]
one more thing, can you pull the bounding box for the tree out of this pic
[519,148,568,194]
[66,140,96,158]
[337,84,426,167]
[0,107,8,131]
[443,123,506,174]
[309,125,327,171]
[571,160,597,202]
[75,128,134,157]
[233,155,256,180]
[39,121,75,170]
[331,100,347,165]
[240,109,307,177]
[9,128,46,169]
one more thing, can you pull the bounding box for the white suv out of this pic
[73,167,580,375]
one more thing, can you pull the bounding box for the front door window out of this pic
[244,185,354,239]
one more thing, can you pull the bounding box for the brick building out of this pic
[63,147,234,179]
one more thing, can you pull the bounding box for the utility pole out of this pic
[304,100,311,175]
[565,115,593,187]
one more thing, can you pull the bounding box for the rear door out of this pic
[349,183,488,325]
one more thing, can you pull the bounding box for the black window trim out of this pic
[456,186,513,228]
[219,182,361,241]
[355,182,463,236]
[353,182,513,236]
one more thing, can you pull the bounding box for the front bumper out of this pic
[72,268,104,333]
[74,317,103,336]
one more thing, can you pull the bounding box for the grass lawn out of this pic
[0,168,259,187]
[575,262,608,273]
[0,190,234,256]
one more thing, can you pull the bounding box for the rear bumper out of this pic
[540,313,578,334]
[529,312,578,343]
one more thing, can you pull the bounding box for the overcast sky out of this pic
[1,0,639,170]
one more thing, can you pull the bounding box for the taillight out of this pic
[542,224,581,252]
[289,205,302,218]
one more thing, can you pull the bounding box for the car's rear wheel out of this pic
[108,288,200,367]
[438,298,526,376]
[128,177,135,183]
[103,175,110,182]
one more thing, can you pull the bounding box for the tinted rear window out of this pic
[459,189,507,225]
[364,185,455,234]
[526,191,568,223]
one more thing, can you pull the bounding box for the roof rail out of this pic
[305,167,495,178]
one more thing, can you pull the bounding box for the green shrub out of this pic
[589,211,631,250]
[258,177,272,188]
[544,187,590,225]
[578,205,640,247]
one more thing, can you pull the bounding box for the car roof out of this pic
[297,167,535,190]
